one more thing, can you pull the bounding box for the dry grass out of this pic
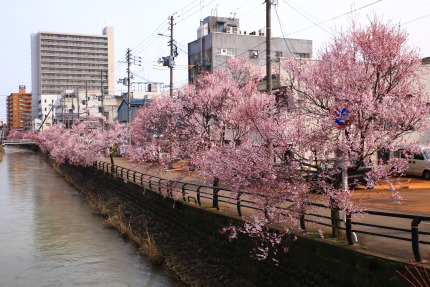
[86,196,163,264]
[86,194,111,216]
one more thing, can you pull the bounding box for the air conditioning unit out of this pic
[251,51,258,58]
[226,26,232,33]
[233,27,238,34]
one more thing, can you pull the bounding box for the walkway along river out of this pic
[0,146,184,287]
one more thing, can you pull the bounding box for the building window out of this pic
[294,53,310,59]
[216,48,236,56]
[217,22,225,32]
[249,50,258,58]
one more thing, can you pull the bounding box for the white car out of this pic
[392,147,430,180]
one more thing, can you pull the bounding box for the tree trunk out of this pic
[212,177,219,210]
[331,208,343,238]
[110,153,114,165]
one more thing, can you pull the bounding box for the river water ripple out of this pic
[0,146,184,287]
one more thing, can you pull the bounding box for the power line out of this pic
[175,0,216,25]
[274,5,296,56]
[402,13,430,25]
[112,0,216,79]
[282,1,331,35]
[283,0,382,36]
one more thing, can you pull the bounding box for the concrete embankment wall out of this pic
[0,145,5,161]
[53,161,409,287]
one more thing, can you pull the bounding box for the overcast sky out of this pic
[1,0,429,121]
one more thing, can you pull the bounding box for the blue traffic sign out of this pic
[333,106,352,129]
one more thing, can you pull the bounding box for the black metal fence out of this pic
[95,161,430,262]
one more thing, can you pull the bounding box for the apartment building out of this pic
[6,86,32,131]
[188,16,312,88]
[31,27,115,119]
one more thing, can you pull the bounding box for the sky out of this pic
[1,0,430,121]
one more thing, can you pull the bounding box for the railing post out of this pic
[345,213,354,245]
[411,217,423,262]
[182,184,187,201]
[236,192,242,217]
[168,181,174,197]
[196,186,201,206]
[300,214,306,231]
[213,187,219,210]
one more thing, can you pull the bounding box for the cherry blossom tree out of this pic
[125,18,428,260]
[129,56,263,171]
[188,18,430,248]
[278,18,430,235]
[6,130,34,140]
[35,117,126,167]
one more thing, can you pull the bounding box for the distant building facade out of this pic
[6,86,32,131]
[31,27,115,119]
[117,99,150,123]
[188,16,312,88]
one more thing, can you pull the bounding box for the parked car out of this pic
[118,144,129,157]
[307,160,374,193]
[390,147,430,180]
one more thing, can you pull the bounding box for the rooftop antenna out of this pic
[211,4,218,17]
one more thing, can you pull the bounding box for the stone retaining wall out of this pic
[53,161,410,287]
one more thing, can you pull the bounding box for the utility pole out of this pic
[100,70,108,120]
[200,19,203,72]
[51,99,54,125]
[170,15,174,97]
[62,97,64,128]
[266,0,272,93]
[78,88,81,120]
[126,48,131,124]
[72,89,75,124]
[85,82,88,118]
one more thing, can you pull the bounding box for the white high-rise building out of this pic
[31,27,115,119]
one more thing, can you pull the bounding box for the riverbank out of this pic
[0,145,5,162]
[46,155,414,287]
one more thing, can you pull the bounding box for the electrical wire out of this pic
[282,1,331,35]
[176,0,216,25]
[402,14,430,25]
[274,5,296,55]
[284,0,382,36]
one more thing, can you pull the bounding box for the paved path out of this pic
[102,156,430,264]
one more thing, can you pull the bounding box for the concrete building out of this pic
[52,89,124,128]
[31,27,115,119]
[33,94,58,131]
[188,16,312,87]
[405,58,430,144]
[117,99,150,123]
[6,86,32,131]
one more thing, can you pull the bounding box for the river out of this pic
[0,146,184,287]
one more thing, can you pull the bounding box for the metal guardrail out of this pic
[2,139,35,145]
[95,161,430,262]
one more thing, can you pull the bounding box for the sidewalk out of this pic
[103,156,430,264]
